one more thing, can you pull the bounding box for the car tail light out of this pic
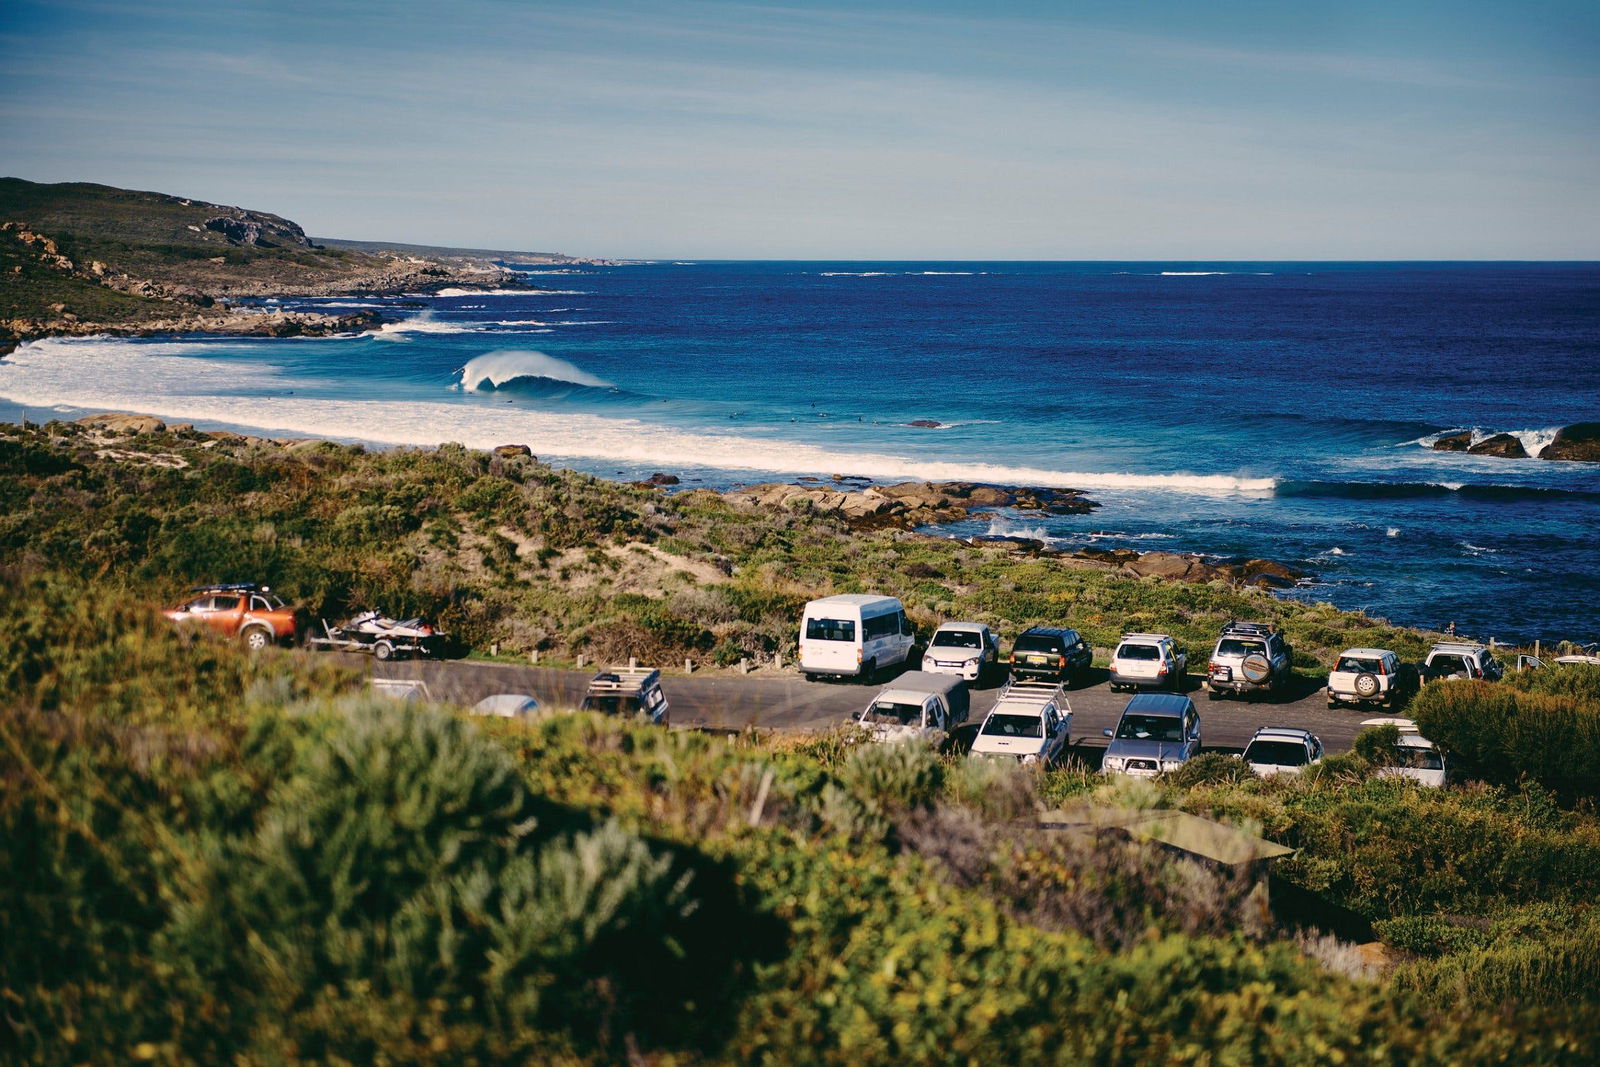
[1157,665,1168,676]
[1057,655,1067,667]
[1009,653,1017,664]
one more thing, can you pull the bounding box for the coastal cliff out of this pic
[0,177,576,351]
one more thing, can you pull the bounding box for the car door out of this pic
[204,595,244,637]
[1184,709,1201,758]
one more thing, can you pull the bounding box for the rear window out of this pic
[981,713,1044,738]
[807,618,856,642]
[1337,657,1382,673]
[1014,634,1062,654]
[582,695,643,715]
[1216,639,1265,658]
[1430,655,1470,674]
[1117,644,1160,661]
[1244,740,1309,766]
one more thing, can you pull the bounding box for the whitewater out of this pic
[1,260,1597,643]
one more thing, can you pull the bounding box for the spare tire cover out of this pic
[1354,672,1379,697]
[1241,653,1272,683]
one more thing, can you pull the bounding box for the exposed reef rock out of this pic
[1542,422,1600,463]
[723,480,1096,530]
[1467,433,1528,458]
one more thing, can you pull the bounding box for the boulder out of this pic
[77,413,166,434]
[1467,433,1527,458]
[646,472,680,485]
[493,443,534,458]
[1431,431,1472,452]
[907,419,943,429]
[1542,422,1600,463]
[1123,552,1220,582]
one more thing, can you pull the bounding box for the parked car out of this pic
[921,621,1000,684]
[856,671,971,745]
[1361,717,1449,787]
[580,667,669,725]
[1420,641,1503,683]
[1241,726,1324,777]
[1326,647,1417,709]
[368,678,433,703]
[1205,621,1294,700]
[470,693,541,717]
[1108,632,1187,692]
[1101,693,1202,777]
[968,679,1072,767]
[163,582,301,650]
[1006,626,1092,684]
[798,594,915,682]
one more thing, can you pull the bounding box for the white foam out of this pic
[1160,271,1230,276]
[819,271,891,277]
[984,517,1051,542]
[432,287,537,297]
[456,350,613,390]
[0,336,1280,496]
[1387,527,1401,538]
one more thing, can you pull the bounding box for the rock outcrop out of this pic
[1542,423,1600,463]
[1467,433,1527,458]
[723,480,1096,530]
[76,413,166,434]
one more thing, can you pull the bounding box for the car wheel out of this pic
[374,640,396,661]
[859,658,876,684]
[1353,672,1380,699]
[1207,689,1222,701]
[240,627,271,652]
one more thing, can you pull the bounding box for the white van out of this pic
[799,594,915,682]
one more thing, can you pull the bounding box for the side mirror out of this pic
[1102,728,1113,738]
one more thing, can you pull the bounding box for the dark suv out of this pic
[1007,626,1092,684]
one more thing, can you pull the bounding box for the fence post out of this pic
[530,649,539,665]
[490,642,499,657]
[629,656,638,669]
[576,654,585,669]
[775,652,784,670]
[740,658,749,675]
[685,658,694,673]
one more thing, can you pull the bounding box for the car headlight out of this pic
[1102,757,1123,773]
[1160,759,1183,773]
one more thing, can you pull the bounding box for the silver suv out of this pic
[1421,642,1503,684]
[1109,632,1187,692]
[1205,621,1294,700]
[1327,647,1417,709]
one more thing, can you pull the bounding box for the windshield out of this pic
[1244,740,1308,766]
[582,695,643,715]
[1216,639,1266,659]
[806,617,856,642]
[1014,634,1062,654]
[1337,657,1381,673]
[932,630,982,649]
[1114,714,1183,742]
[1117,644,1160,661]
[861,701,923,727]
[1395,746,1443,770]
[981,713,1044,738]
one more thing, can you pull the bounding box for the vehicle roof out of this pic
[1428,641,1489,654]
[1118,632,1173,643]
[932,621,988,633]
[806,594,901,609]
[585,667,660,694]
[1122,693,1193,717]
[188,581,272,593]
[1337,648,1394,658]
[1360,716,1421,733]
[1017,625,1078,637]
[989,680,1069,715]
[1249,727,1317,742]
[1219,621,1277,638]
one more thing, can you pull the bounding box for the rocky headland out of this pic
[0,177,573,353]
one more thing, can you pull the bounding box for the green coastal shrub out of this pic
[1412,680,1600,801]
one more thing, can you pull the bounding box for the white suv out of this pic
[1205,622,1295,700]
[1326,648,1417,709]
[921,622,1000,684]
[1109,632,1187,692]
[1421,642,1503,684]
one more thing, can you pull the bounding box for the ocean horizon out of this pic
[2,259,1596,645]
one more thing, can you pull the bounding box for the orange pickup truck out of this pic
[163,583,302,649]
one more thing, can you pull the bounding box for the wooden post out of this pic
[490,642,499,657]
[684,658,693,673]
[740,658,749,675]
[576,654,585,669]
[530,649,539,665]
[629,656,638,669]
[1489,637,1496,651]
[1535,640,1541,660]
[775,652,784,670]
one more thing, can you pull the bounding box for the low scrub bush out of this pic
[1413,680,1600,801]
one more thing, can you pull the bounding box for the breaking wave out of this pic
[455,350,613,391]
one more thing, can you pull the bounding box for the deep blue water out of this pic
[3,261,1597,643]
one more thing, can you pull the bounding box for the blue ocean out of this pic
[3,261,1597,644]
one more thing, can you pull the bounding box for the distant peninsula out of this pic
[0,177,589,353]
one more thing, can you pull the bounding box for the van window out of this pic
[807,618,856,642]
[1117,644,1160,661]
[864,613,897,640]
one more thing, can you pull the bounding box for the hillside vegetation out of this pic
[4,421,1599,1062]
[0,177,526,345]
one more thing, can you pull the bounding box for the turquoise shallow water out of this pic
[2,261,1597,643]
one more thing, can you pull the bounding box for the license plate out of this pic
[1211,667,1232,681]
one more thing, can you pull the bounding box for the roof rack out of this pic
[188,581,270,593]
[1221,620,1276,638]
[1119,632,1172,642]
[584,666,660,695]
[993,678,1071,710]
[1428,641,1488,654]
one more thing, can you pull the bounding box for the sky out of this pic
[2,0,1597,259]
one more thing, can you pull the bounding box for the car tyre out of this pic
[240,627,271,652]
[859,658,877,684]
[1353,672,1380,699]
[374,639,396,662]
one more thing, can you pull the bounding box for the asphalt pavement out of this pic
[357,653,1387,759]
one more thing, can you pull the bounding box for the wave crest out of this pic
[456,350,613,391]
